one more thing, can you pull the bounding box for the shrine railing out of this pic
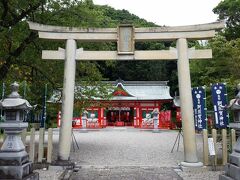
[202,128,236,167]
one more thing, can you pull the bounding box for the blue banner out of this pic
[211,83,229,128]
[192,87,207,130]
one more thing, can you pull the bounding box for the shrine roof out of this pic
[48,80,172,103]
[109,80,172,100]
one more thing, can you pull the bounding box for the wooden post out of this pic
[212,129,217,165]
[29,128,35,162]
[47,128,53,163]
[21,128,27,145]
[222,129,227,165]
[231,129,236,152]
[38,128,44,163]
[203,129,209,166]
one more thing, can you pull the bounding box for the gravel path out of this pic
[70,128,184,167]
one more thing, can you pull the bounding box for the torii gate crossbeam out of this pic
[28,21,224,167]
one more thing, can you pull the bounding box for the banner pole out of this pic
[23,81,26,99]
[224,82,229,124]
[41,84,47,128]
[0,83,5,121]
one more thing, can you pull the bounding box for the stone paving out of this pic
[32,127,223,179]
[177,169,223,180]
[70,166,181,180]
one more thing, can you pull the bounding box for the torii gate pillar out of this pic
[58,39,76,160]
[177,38,202,166]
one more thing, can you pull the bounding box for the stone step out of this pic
[219,174,234,180]
[229,164,240,180]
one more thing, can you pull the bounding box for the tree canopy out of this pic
[0,0,240,121]
[190,0,240,107]
[0,0,174,96]
[213,0,240,40]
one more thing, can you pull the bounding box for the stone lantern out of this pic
[0,82,39,179]
[81,110,88,132]
[230,84,240,125]
[152,108,160,133]
[220,83,240,180]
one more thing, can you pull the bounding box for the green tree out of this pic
[0,1,45,80]
[0,0,179,107]
[190,35,240,103]
[189,0,240,107]
[213,0,240,40]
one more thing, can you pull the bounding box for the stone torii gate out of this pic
[28,21,224,167]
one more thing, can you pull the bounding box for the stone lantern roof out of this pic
[0,82,32,110]
[228,83,240,111]
[230,99,240,110]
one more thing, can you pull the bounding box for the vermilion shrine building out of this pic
[56,80,173,129]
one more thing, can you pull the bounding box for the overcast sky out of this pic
[93,0,222,26]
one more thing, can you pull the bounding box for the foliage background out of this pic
[0,0,239,126]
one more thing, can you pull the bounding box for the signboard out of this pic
[192,87,207,130]
[208,138,216,156]
[82,117,87,128]
[211,83,229,128]
[117,25,134,54]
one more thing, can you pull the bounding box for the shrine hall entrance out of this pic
[106,107,134,126]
